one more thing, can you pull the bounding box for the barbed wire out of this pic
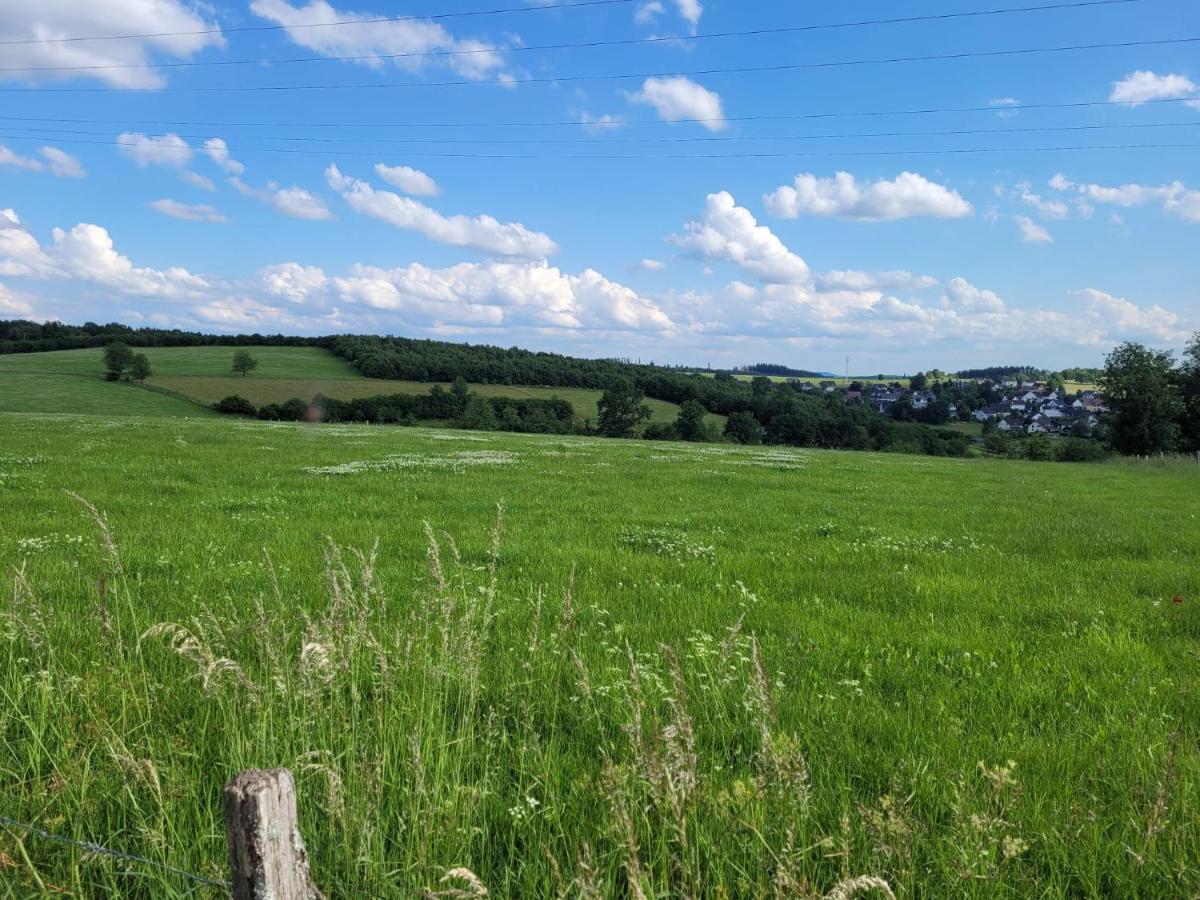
[0,814,229,889]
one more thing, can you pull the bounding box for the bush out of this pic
[214,395,257,416]
[642,422,678,441]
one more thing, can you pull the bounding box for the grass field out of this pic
[0,347,722,428]
[0,411,1196,897]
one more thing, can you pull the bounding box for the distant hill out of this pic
[732,363,828,378]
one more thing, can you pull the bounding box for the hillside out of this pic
[0,346,723,429]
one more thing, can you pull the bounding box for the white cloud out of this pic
[634,1,664,24]
[0,2,223,89]
[669,191,811,284]
[638,258,666,271]
[580,112,625,135]
[0,146,84,177]
[629,76,725,131]
[261,262,329,303]
[0,209,209,299]
[1075,288,1182,341]
[326,164,558,258]
[943,276,1006,313]
[260,258,672,332]
[0,209,55,278]
[149,199,228,223]
[39,147,85,178]
[231,177,334,220]
[1049,175,1199,222]
[202,138,245,175]
[989,97,1020,119]
[1015,215,1053,244]
[1110,70,1200,109]
[0,146,44,172]
[1164,189,1200,223]
[764,171,973,221]
[673,0,702,29]
[0,280,35,317]
[249,0,507,80]
[374,163,439,197]
[1019,187,1069,219]
[180,171,217,192]
[817,269,938,292]
[117,133,192,168]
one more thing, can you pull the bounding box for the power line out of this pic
[4,35,1196,93]
[4,119,1198,146]
[1,96,1198,129]
[0,0,1144,73]
[1,131,1195,159]
[0,0,635,47]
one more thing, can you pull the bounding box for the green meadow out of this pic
[0,406,1197,897]
[0,346,720,428]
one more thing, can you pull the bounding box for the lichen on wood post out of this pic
[223,768,324,900]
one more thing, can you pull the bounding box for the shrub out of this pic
[214,395,257,416]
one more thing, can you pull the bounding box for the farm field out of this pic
[0,411,1196,897]
[0,347,722,428]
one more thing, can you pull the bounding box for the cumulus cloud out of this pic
[1075,288,1182,341]
[1015,215,1053,244]
[374,163,439,197]
[942,276,1006,313]
[0,145,86,177]
[765,171,973,221]
[629,76,725,131]
[117,133,192,168]
[1110,70,1200,109]
[202,138,245,175]
[0,2,223,89]
[149,199,228,223]
[0,280,35,317]
[669,191,810,284]
[249,0,507,80]
[638,258,666,271]
[260,258,672,332]
[230,177,334,220]
[326,163,558,258]
[1049,174,1200,223]
[0,208,209,299]
[261,262,328,303]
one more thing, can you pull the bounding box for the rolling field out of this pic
[0,347,721,428]
[0,411,1197,897]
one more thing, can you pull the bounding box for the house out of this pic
[1027,420,1058,434]
[997,416,1025,433]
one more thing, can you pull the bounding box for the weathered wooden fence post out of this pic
[224,768,323,900]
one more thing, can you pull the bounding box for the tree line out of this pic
[1,319,326,354]
[1100,336,1200,455]
[215,378,575,434]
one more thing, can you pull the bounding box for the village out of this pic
[794,376,1107,437]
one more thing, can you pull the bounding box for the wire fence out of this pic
[0,814,229,890]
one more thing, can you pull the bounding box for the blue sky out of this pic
[0,0,1197,373]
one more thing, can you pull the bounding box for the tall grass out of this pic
[1,415,1196,896]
